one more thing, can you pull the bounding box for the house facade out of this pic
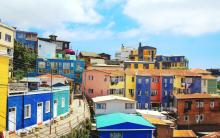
[37,39,56,59]
[0,22,15,133]
[15,30,38,51]
[115,45,135,61]
[172,93,220,132]
[92,95,136,115]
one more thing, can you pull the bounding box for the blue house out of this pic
[15,30,38,50]
[161,76,174,109]
[187,76,202,93]
[36,58,85,84]
[7,91,52,132]
[96,113,155,138]
[7,86,70,132]
[136,76,151,109]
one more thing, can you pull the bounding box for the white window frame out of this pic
[24,104,31,119]
[45,101,50,113]
[210,100,215,108]
[138,78,142,84]
[184,115,189,121]
[61,98,65,108]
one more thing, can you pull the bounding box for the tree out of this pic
[13,41,37,80]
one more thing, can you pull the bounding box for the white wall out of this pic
[38,40,56,59]
[90,58,105,64]
[94,99,136,115]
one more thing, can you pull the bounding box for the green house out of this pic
[52,86,70,117]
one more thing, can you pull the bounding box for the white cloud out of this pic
[124,0,220,35]
[0,0,102,30]
[117,28,141,38]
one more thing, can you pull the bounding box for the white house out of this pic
[38,39,56,59]
[92,95,136,115]
[115,45,135,61]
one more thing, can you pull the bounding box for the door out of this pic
[53,100,58,117]
[8,107,16,132]
[37,102,43,124]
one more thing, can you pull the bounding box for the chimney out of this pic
[49,35,57,41]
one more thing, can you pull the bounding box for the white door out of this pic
[8,107,16,132]
[53,100,58,117]
[37,103,43,124]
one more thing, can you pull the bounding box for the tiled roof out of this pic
[86,68,124,76]
[173,130,197,138]
[191,68,211,75]
[80,52,101,58]
[174,93,220,100]
[92,95,134,102]
[96,113,155,129]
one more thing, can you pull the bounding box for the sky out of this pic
[0,0,220,69]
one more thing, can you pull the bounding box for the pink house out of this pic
[82,69,110,99]
[82,68,124,99]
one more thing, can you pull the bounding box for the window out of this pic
[134,64,138,69]
[152,77,159,83]
[38,62,46,69]
[137,103,141,109]
[184,115,189,121]
[63,63,70,69]
[145,103,148,109]
[5,34,11,42]
[88,89,93,94]
[170,78,173,84]
[0,32,1,39]
[24,104,31,119]
[210,100,215,108]
[61,98,65,108]
[200,114,204,122]
[138,90,141,96]
[196,114,204,123]
[196,101,204,108]
[164,103,167,108]
[70,63,74,67]
[203,80,207,86]
[132,77,135,82]
[145,78,149,84]
[138,78,142,84]
[45,101,50,113]
[164,79,167,83]
[145,90,148,96]
[125,103,134,109]
[151,90,158,96]
[88,75,93,80]
[51,62,58,69]
[164,91,168,96]
[96,103,106,109]
[110,132,122,138]
[129,89,134,96]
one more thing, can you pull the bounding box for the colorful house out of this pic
[124,61,155,70]
[96,113,155,138]
[15,30,38,51]
[191,69,217,94]
[52,86,70,118]
[155,55,188,69]
[172,93,220,132]
[135,75,152,109]
[125,70,136,100]
[7,86,70,132]
[0,22,15,133]
[83,68,124,99]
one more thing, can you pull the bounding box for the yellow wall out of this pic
[125,75,136,100]
[109,77,125,96]
[138,64,143,70]
[149,63,155,69]
[0,23,14,50]
[173,76,185,93]
[0,56,9,132]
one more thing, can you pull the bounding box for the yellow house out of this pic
[0,22,15,132]
[109,70,125,97]
[125,70,136,100]
[124,61,155,70]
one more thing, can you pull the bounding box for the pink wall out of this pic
[82,70,109,99]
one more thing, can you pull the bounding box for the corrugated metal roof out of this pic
[173,130,197,138]
[96,113,155,129]
[92,95,134,102]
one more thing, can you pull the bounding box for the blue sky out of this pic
[0,0,220,69]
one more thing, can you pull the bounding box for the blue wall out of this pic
[16,31,37,50]
[161,76,173,108]
[7,96,23,130]
[99,131,153,138]
[136,76,151,109]
[189,77,202,93]
[36,58,85,83]
[7,92,52,130]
